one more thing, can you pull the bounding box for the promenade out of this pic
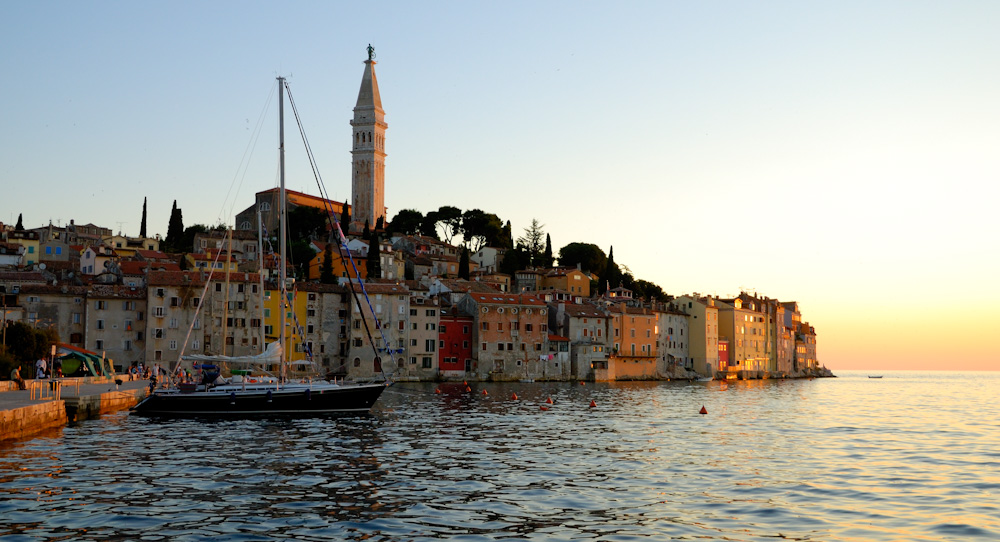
[0,377,150,443]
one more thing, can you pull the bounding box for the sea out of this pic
[1,370,997,541]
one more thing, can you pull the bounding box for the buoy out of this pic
[589,400,597,408]
[579,381,585,386]
[511,392,518,400]
[540,406,549,411]
[465,386,472,392]
[546,397,553,404]
[463,381,468,386]
[435,388,441,394]
[699,406,708,415]
[482,390,488,396]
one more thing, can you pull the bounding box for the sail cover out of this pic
[182,341,283,365]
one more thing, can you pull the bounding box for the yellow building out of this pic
[262,286,310,364]
[608,305,658,380]
[7,231,40,266]
[716,297,768,376]
[541,267,591,297]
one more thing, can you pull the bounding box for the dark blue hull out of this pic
[132,382,387,417]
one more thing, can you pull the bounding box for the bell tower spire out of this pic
[350,44,387,234]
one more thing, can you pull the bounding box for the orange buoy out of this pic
[463,381,468,386]
[579,381,585,386]
[482,390,488,396]
[545,397,553,404]
[465,386,472,392]
[435,388,441,394]
[589,400,597,408]
[540,406,549,411]
[699,406,708,415]
[511,392,518,400]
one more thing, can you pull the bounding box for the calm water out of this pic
[1,371,998,541]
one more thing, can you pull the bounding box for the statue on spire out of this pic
[367,44,375,61]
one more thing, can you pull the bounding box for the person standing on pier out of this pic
[35,358,47,379]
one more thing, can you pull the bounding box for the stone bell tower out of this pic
[350,44,387,234]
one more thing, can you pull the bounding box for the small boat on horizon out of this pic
[868,375,883,379]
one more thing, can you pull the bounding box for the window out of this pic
[498,343,505,351]
[72,313,82,324]
[170,297,180,307]
[95,300,107,310]
[525,323,533,332]
[463,340,469,348]
[481,322,489,331]
[154,328,163,339]
[154,306,164,317]
[426,323,436,331]
[97,320,105,330]
[353,357,361,367]
[96,340,104,350]
[463,325,469,334]
[169,340,178,351]
[422,357,432,368]
[169,318,178,329]
[426,309,436,316]
[440,324,447,333]
[425,339,436,352]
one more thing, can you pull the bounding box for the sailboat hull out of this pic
[131,382,387,417]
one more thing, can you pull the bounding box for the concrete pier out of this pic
[0,377,150,443]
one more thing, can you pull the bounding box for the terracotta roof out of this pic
[548,334,569,342]
[18,284,89,296]
[466,292,545,306]
[87,284,147,299]
[0,271,48,282]
[560,304,607,318]
[296,282,347,294]
[147,270,260,287]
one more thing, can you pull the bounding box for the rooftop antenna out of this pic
[116,221,127,236]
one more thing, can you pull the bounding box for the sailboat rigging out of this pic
[132,76,389,416]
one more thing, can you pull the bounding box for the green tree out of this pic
[366,230,381,279]
[375,216,385,231]
[340,202,351,232]
[598,246,622,294]
[15,213,24,231]
[362,219,370,240]
[3,321,57,364]
[179,224,209,255]
[499,245,527,277]
[139,197,148,238]
[387,209,424,236]
[558,242,606,276]
[289,240,317,279]
[320,244,336,284]
[458,247,470,280]
[288,206,328,241]
[433,205,463,243]
[461,209,504,251]
[516,219,546,266]
[419,211,440,240]
[164,200,184,252]
[541,233,554,267]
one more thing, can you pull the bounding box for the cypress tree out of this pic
[366,229,381,279]
[164,200,184,252]
[543,233,553,267]
[139,197,148,238]
[458,247,470,280]
[14,214,24,231]
[362,219,370,240]
[340,202,351,232]
[320,244,335,284]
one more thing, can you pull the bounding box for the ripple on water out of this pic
[1,373,999,541]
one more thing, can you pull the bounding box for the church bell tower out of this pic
[350,44,387,234]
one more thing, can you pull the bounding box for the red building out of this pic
[439,306,474,376]
[718,338,730,371]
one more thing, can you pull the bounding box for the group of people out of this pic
[7,358,61,391]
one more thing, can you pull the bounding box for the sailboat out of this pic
[133,77,388,416]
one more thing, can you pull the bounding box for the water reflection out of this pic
[0,372,998,541]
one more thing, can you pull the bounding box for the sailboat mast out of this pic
[278,76,287,378]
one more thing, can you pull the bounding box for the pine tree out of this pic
[139,197,148,238]
[459,247,470,280]
[320,244,335,284]
[14,214,24,231]
[375,216,384,231]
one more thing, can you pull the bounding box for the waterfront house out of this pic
[457,292,548,381]
[439,305,474,378]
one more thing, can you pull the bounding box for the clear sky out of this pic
[2,1,998,371]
